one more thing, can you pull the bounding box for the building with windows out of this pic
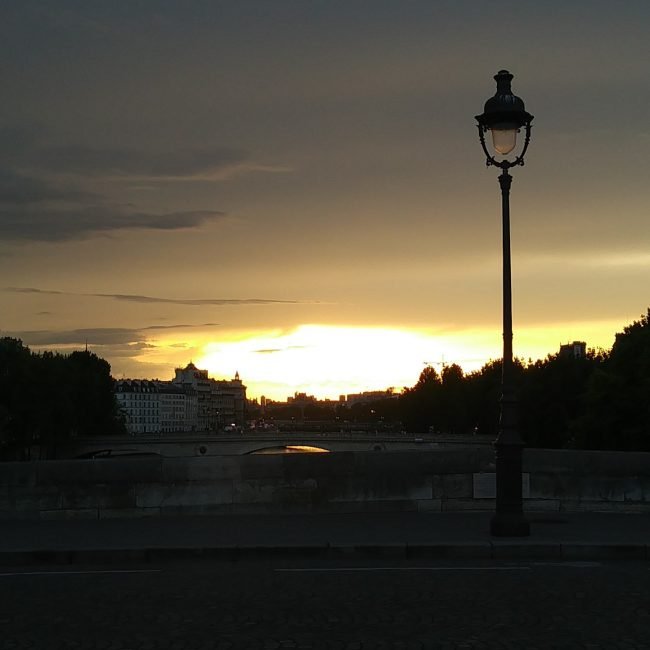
[559,341,587,359]
[171,363,246,431]
[158,382,198,433]
[115,363,246,435]
[115,380,161,434]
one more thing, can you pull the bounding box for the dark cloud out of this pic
[99,343,157,358]
[143,323,220,330]
[103,294,298,306]
[5,328,148,347]
[0,125,293,242]
[0,127,252,180]
[5,287,63,295]
[0,206,225,241]
[2,322,221,351]
[27,145,249,179]
[5,287,300,305]
[0,169,94,204]
[0,133,266,241]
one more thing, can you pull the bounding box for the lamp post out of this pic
[476,70,533,537]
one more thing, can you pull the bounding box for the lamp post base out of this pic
[490,512,530,537]
[490,437,530,537]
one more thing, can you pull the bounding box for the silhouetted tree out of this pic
[570,310,650,450]
[439,364,471,434]
[66,350,123,438]
[0,338,34,459]
[465,359,503,438]
[400,365,442,432]
[397,308,650,450]
[0,339,125,460]
[349,397,401,429]
[519,350,604,448]
[30,351,74,458]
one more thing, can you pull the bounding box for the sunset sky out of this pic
[1,2,649,400]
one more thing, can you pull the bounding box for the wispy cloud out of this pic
[25,144,252,180]
[4,327,152,347]
[143,323,220,330]
[254,345,307,354]
[5,286,302,306]
[104,295,299,306]
[0,206,225,241]
[2,322,221,354]
[0,129,292,182]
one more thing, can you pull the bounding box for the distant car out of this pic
[74,449,161,459]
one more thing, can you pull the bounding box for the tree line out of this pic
[394,308,650,450]
[2,308,649,458]
[0,338,125,460]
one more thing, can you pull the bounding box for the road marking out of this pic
[277,562,605,573]
[530,561,602,568]
[275,566,531,572]
[0,569,162,577]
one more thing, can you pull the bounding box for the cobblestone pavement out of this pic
[2,558,649,649]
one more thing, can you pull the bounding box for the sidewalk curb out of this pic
[1,543,648,567]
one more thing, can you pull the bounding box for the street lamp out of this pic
[476,70,533,537]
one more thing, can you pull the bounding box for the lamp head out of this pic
[476,70,533,156]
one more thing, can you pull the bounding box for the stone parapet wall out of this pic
[2,449,650,520]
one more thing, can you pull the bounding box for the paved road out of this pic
[5,513,650,564]
[3,557,650,649]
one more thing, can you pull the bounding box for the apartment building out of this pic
[115,363,246,435]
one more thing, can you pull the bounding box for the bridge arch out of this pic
[247,444,331,455]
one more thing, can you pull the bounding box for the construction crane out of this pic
[423,357,446,371]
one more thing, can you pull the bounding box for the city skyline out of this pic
[1,2,649,400]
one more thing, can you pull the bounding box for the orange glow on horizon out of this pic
[185,320,622,401]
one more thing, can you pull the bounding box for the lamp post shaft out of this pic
[490,169,530,537]
[500,170,513,373]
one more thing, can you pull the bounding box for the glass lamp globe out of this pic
[491,128,519,156]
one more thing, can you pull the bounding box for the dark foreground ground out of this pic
[4,512,650,566]
[3,511,650,648]
[3,555,650,649]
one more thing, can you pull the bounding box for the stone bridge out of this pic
[61,433,494,458]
